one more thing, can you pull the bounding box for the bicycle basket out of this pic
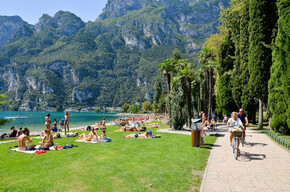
[231,128,243,137]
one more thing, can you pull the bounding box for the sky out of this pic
[0,0,108,24]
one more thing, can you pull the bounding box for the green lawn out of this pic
[0,122,216,192]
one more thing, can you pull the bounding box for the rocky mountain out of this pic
[0,16,28,45]
[0,0,230,111]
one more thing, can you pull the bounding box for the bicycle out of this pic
[231,126,244,160]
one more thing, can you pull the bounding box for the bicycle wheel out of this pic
[232,137,235,153]
[234,138,238,159]
[241,135,244,147]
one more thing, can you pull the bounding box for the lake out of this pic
[0,111,120,133]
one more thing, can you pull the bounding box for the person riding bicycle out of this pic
[238,109,248,141]
[227,112,245,150]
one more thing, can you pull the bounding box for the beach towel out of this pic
[11,148,36,154]
[75,140,99,143]
[0,140,18,145]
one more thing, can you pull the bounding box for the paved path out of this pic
[201,126,290,192]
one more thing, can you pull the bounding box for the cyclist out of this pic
[238,109,248,141]
[227,112,245,151]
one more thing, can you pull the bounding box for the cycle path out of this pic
[200,126,290,192]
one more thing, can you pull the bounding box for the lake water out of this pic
[0,111,120,133]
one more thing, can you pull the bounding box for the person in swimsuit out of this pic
[123,132,151,138]
[39,129,54,147]
[77,128,99,142]
[64,112,70,134]
[45,114,51,130]
[101,118,106,140]
[18,128,36,151]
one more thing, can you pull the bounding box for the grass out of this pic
[0,121,217,192]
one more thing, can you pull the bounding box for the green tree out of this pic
[268,0,290,133]
[248,0,278,128]
[0,94,10,126]
[216,32,237,115]
[130,104,139,114]
[153,77,162,105]
[176,59,194,127]
[142,101,152,111]
[94,107,102,112]
[122,103,130,112]
[171,76,186,130]
[158,58,175,127]
[199,48,216,119]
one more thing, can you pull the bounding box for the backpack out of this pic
[104,137,112,142]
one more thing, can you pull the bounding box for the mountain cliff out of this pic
[0,0,230,111]
[0,16,28,45]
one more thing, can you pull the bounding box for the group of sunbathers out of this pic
[116,124,146,132]
[1,126,24,138]
[123,130,152,138]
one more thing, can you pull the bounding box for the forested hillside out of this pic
[0,0,230,111]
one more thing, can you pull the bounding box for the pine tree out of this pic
[217,32,237,115]
[153,77,162,105]
[239,0,257,123]
[171,76,187,130]
[158,58,175,127]
[248,0,278,128]
[268,0,289,133]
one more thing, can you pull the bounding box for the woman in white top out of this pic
[227,112,245,146]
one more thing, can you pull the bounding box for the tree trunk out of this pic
[251,108,256,125]
[258,97,263,128]
[199,74,203,115]
[204,69,208,116]
[186,77,192,127]
[167,72,172,128]
[208,69,212,120]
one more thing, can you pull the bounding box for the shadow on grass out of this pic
[200,143,221,150]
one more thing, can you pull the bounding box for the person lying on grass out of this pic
[77,128,99,142]
[146,123,162,128]
[39,129,54,147]
[18,128,36,151]
[116,125,146,132]
[123,131,151,138]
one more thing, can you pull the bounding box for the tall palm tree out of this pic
[176,59,195,127]
[158,58,175,127]
[199,48,215,120]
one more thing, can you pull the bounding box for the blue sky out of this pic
[0,0,108,24]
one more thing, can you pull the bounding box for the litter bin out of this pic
[191,119,202,147]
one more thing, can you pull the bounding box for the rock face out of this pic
[0,0,230,111]
[35,11,85,36]
[0,16,28,45]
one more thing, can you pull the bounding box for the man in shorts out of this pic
[238,109,248,141]
[18,128,36,151]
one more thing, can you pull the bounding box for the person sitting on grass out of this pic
[39,129,54,147]
[17,127,23,136]
[123,131,151,138]
[77,128,99,142]
[18,128,36,151]
[9,126,18,137]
